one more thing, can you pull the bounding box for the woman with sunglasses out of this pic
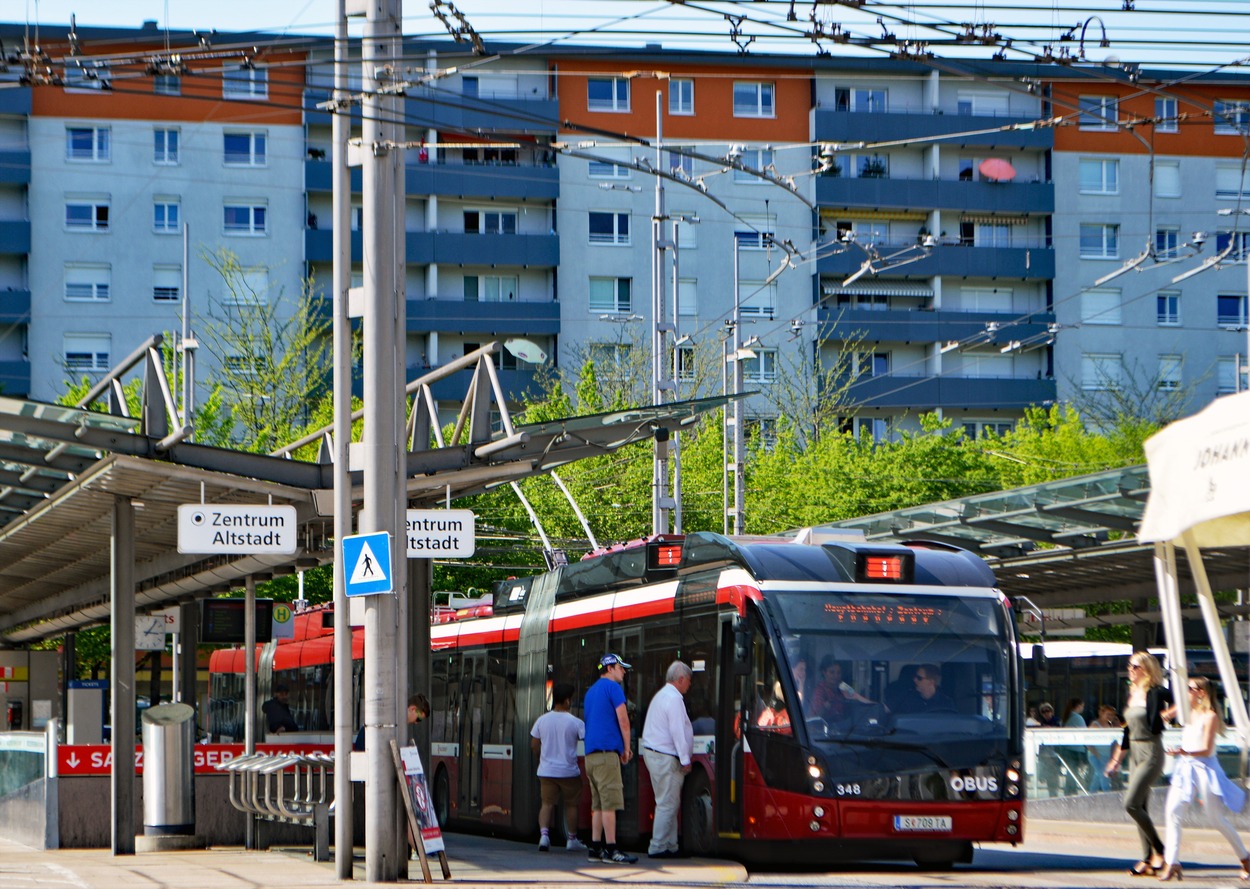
[1105,652,1175,876]
[1158,676,1248,882]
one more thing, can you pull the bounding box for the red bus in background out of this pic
[210,530,1026,867]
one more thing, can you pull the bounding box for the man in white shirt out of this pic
[529,682,587,852]
[640,661,694,859]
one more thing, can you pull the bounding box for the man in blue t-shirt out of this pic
[582,653,637,864]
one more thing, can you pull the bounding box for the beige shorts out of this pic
[539,775,583,807]
[584,750,624,811]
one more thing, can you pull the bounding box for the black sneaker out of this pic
[587,846,602,863]
[603,849,638,864]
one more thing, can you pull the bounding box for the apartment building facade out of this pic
[1047,70,1250,416]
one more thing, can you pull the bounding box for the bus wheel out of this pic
[433,767,451,827]
[680,770,714,857]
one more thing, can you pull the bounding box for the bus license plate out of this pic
[893,815,952,832]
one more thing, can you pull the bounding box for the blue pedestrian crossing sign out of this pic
[342,531,393,596]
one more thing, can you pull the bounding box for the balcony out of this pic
[0,220,31,255]
[0,87,31,115]
[413,365,545,404]
[837,373,1056,410]
[407,297,559,336]
[816,176,1052,214]
[304,88,559,132]
[306,230,560,267]
[814,109,1052,150]
[0,359,31,397]
[818,306,1054,345]
[305,159,559,201]
[0,289,31,325]
[0,150,31,186]
[817,243,1053,280]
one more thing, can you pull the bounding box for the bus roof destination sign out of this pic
[406,509,475,558]
[177,504,298,555]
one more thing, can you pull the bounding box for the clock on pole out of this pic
[135,615,167,651]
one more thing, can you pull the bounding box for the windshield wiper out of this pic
[830,734,953,769]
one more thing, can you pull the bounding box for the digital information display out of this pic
[200,599,274,644]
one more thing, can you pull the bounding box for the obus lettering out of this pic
[949,775,998,793]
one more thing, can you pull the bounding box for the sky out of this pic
[13,1,1250,71]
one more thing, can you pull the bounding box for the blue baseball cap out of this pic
[598,653,632,671]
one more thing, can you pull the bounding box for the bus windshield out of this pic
[763,590,1014,773]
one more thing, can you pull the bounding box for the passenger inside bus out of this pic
[756,681,792,734]
[810,656,873,722]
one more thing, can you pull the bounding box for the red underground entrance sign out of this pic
[57,743,333,775]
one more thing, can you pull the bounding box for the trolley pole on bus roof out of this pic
[360,0,407,880]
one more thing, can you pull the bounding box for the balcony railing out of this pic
[815,109,1052,149]
[818,243,1054,280]
[306,229,560,267]
[407,297,559,335]
[818,306,1054,344]
[833,373,1055,409]
[816,176,1053,214]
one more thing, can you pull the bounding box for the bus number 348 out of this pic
[836,783,862,796]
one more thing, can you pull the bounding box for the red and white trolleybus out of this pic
[209,529,1026,867]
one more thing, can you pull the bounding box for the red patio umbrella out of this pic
[978,158,1017,181]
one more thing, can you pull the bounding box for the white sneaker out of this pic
[538,834,551,852]
[565,837,587,852]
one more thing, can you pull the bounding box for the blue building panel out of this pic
[841,374,1056,409]
[0,289,32,325]
[814,110,1053,149]
[305,160,559,201]
[0,87,32,116]
[818,307,1054,345]
[407,298,560,336]
[421,366,545,403]
[817,245,1054,281]
[816,177,1052,214]
[0,220,31,255]
[0,150,31,186]
[0,360,31,397]
[404,89,558,134]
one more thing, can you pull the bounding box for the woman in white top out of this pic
[1159,676,1249,882]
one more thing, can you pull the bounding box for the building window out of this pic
[1218,357,1241,394]
[588,211,630,245]
[154,127,179,164]
[960,221,1011,247]
[677,278,697,316]
[746,417,778,450]
[66,126,110,161]
[463,274,518,302]
[734,226,775,251]
[666,147,693,178]
[1155,227,1181,259]
[1214,99,1250,135]
[588,158,630,179]
[676,344,696,381]
[839,416,891,443]
[64,65,112,92]
[733,81,775,118]
[1216,165,1250,199]
[153,265,181,302]
[743,349,777,383]
[1079,95,1119,131]
[63,263,111,301]
[224,131,267,166]
[739,280,777,318]
[961,420,1015,439]
[65,199,109,232]
[154,197,181,234]
[956,92,1007,116]
[1079,223,1119,259]
[1078,158,1118,194]
[64,334,111,373]
[1157,291,1181,326]
[1081,353,1123,390]
[223,202,268,235]
[154,74,181,96]
[223,64,268,100]
[225,354,259,377]
[732,148,774,183]
[674,215,697,248]
[587,77,629,112]
[1218,294,1248,328]
[224,268,269,306]
[854,352,890,377]
[464,209,517,234]
[587,343,632,380]
[1081,288,1122,325]
[1155,96,1178,133]
[1158,355,1182,391]
[1155,161,1181,198]
[1216,230,1250,260]
[589,277,631,313]
[669,78,694,115]
[855,154,889,179]
[836,88,887,113]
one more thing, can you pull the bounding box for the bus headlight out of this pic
[1006,783,1020,797]
[809,821,821,832]
[1006,824,1018,836]
[808,765,823,779]
[1007,809,1019,822]
[812,781,825,793]
[813,806,826,818]
[1005,768,1020,783]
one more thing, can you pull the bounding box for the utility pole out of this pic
[729,235,745,535]
[361,0,407,881]
[651,90,675,535]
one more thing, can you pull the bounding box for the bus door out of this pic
[610,628,643,835]
[458,652,488,818]
[716,616,743,839]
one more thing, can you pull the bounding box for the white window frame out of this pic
[676,344,696,381]
[1081,288,1122,325]
[1155,96,1178,133]
[66,126,110,162]
[587,342,632,380]
[733,148,774,183]
[733,81,775,118]
[1079,95,1119,131]
[1216,165,1250,200]
[1218,293,1248,329]
[669,78,694,115]
[1078,158,1118,194]
[1158,355,1182,391]
[153,197,181,234]
[153,264,181,303]
[463,208,518,235]
[956,91,1007,117]
[464,274,519,302]
[223,201,268,236]
[1215,99,1250,136]
[63,333,111,373]
[224,130,267,167]
[677,278,697,316]
[1155,227,1181,259]
[852,88,887,113]
[224,267,269,307]
[589,277,631,313]
[587,76,630,112]
[1080,223,1119,259]
[65,198,110,232]
[154,74,181,96]
[588,211,630,246]
[1218,357,1241,395]
[738,279,778,318]
[1154,161,1181,198]
[743,348,777,383]
[223,64,268,100]
[666,147,693,178]
[1081,352,1124,391]
[1156,291,1181,326]
[63,263,111,302]
[154,127,180,165]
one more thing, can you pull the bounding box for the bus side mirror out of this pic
[1030,643,1049,688]
[732,618,752,675]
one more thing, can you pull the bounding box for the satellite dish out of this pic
[504,338,548,364]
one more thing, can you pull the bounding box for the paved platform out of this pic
[5,821,1250,888]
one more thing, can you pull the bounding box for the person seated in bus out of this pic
[756,681,792,734]
[789,655,810,705]
[892,664,956,714]
[262,684,300,734]
[810,656,872,722]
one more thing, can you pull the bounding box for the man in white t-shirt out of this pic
[530,682,587,851]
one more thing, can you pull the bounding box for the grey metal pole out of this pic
[181,222,191,426]
[651,89,670,535]
[362,0,405,880]
[109,496,136,856]
[670,218,683,533]
[244,574,256,850]
[732,236,745,535]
